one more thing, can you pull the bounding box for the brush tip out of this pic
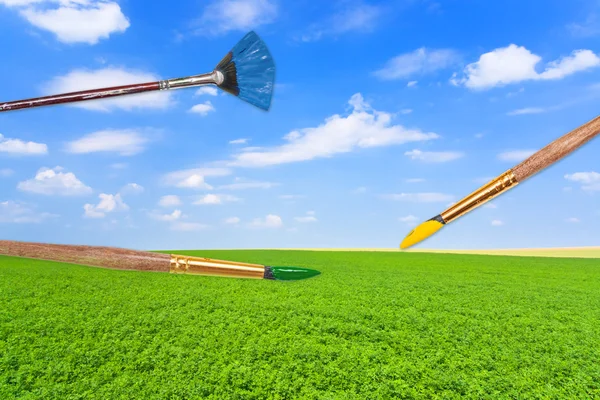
[265,266,321,281]
[400,216,445,249]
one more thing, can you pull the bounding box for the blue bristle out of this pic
[230,31,275,111]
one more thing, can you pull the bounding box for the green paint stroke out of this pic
[269,266,321,281]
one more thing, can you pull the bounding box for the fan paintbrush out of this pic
[0,31,275,112]
[0,240,320,281]
[400,114,600,249]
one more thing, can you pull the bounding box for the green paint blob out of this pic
[269,266,321,281]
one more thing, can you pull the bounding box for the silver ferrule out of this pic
[160,70,223,90]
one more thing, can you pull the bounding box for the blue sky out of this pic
[1,0,599,250]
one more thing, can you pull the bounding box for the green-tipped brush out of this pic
[0,240,320,281]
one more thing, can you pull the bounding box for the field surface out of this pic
[1,250,600,399]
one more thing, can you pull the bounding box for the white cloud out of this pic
[295,211,317,223]
[229,138,249,145]
[382,192,454,203]
[17,166,92,196]
[193,193,241,205]
[1,0,129,45]
[195,0,277,36]
[400,109,413,114]
[189,101,215,116]
[373,48,460,80]
[217,178,277,190]
[405,178,424,183]
[65,129,150,156]
[300,3,382,42]
[120,183,144,195]
[0,168,14,177]
[249,214,283,228]
[407,80,418,88]
[0,133,47,155]
[162,168,231,190]
[158,195,182,207]
[566,217,580,223]
[497,150,536,162]
[110,162,128,169]
[0,200,56,223]
[83,193,128,218]
[491,219,504,226]
[565,171,600,191]
[43,67,173,111]
[404,149,464,163]
[398,215,418,225]
[150,209,182,222]
[227,93,439,168]
[506,107,547,116]
[567,14,600,38]
[483,203,497,209]
[170,221,209,231]
[224,216,240,224]
[452,44,600,90]
[195,86,218,96]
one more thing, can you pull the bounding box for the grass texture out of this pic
[1,250,600,399]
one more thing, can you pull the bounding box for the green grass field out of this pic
[2,250,600,399]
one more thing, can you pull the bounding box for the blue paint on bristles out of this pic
[215,31,276,111]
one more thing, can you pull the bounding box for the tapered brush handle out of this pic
[513,115,600,182]
[0,81,160,113]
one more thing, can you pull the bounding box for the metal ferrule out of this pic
[170,254,265,279]
[440,170,518,223]
[160,70,223,90]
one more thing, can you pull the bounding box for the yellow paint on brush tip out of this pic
[400,219,444,249]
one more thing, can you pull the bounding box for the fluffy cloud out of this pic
[195,0,277,36]
[565,217,580,223]
[120,183,144,195]
[217,178,277,190]
[189,101,215,116]
[565,171,600,191]
[193,194,241,205]
[43,67,173,111]
[83,193,128,218]
[0,0,129,44]
[491,219,504,226]
[65,129,150,155]
[162,168,231,189]
[249,214,283,228]
[195,87,218,96]
[0,200,56,223]
[150,209,182,222]
[374,48,460,80]
[227,93,438,167]
[451,44,600,89]
[17,166,92,195]
[299,3,382,42]
[399,215,418,226]
[295,211,317,223]
[404,149,464,163]
[497,150,536,162]
[381,192,454,203]
[229,138,249,145]
[0,134,47,155]
[158,195,182,207]
[224,216,240,224]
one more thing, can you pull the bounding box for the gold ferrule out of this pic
[440,170,518,223]
[170,255,265,279]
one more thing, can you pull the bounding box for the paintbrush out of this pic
[0,31,275,112]
[400,115,600,249]
[0,240,320,281]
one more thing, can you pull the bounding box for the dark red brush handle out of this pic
[0,81,160,112]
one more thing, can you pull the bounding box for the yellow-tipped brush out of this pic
[401,114,600,249]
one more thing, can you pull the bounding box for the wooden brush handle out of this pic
[513,115,600,182]
[0,240,170,272]
[0,82,160,113]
